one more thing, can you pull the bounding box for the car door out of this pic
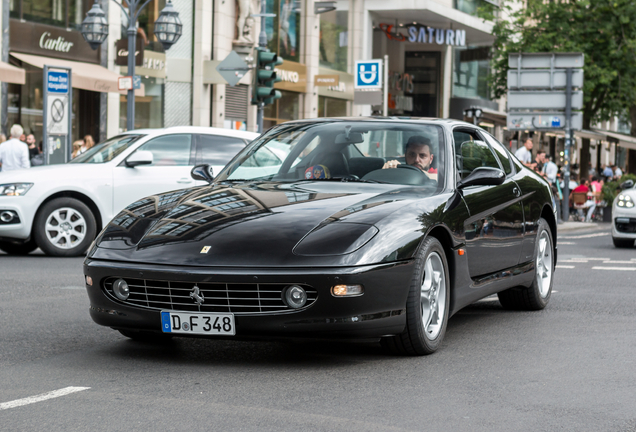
[113,133,195,212]
[192,134,248,185]
[454,128,525,278]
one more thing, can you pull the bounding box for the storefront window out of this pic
[265,0,300,62]
[454,0,480,15]
[119,77,164,131]
[319,10,348,72]
[10,0,86,30]
[263,90,300,128]
[452,46,490,100]
[318,97,347,117]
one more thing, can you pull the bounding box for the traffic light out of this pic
[252,47,283,106]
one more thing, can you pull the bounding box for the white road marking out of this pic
[602,260,636,264]
[0,387,90,410]
[591,266,636,271]
[556,265,576,269]
[558,241,576,245]
[559,232,609,239]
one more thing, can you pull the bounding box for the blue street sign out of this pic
[46,71,69,94]
[132,75,141,90]
[355,59,383,89]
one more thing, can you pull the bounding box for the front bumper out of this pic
[0,196,36,241]
[84,258,415,340]
[612,208,636,239]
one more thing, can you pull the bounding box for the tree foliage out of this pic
[483,0,636,178]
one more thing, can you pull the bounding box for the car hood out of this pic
[90,181,429,267]
[0,163,111,183]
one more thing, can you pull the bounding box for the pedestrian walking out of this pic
[0,124,30,171]
[613,165,623,180]
[534,150,546,177]
[544,155,558,185]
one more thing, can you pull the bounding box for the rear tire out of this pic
[382,237,450,356]
[0,239,38,255]
[33,198,96,257]
[498,218,554,310]
[612,237,634,248]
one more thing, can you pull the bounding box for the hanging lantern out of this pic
[80,1,109,50]
[154,0,183,51]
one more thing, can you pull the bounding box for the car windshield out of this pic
[69,134,144,164]
[215,121,445,187]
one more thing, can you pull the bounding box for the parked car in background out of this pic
[84,118,558,355]
[0,126,258,256]
[612,179,636,248]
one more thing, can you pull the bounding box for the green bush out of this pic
[602,173,636,204]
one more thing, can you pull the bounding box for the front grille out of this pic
[615,217,636,233]
[103,277,317,314]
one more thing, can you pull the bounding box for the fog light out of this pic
[0,211,15,222]
[331,284,364,297]
[112,278,129,300]
[283,285,307,309]
[85,276,93,286]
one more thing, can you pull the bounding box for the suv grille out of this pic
[103,277,317,314]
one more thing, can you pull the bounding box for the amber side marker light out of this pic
[331,284,364,297]
[457,249,465,256]
[85,276,93,286]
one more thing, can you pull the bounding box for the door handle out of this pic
[177,178,193,184]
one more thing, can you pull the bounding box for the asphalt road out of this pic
[1,223,635,432]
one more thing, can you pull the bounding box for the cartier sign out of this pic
[9,19,100,63]
[115,39,144,67]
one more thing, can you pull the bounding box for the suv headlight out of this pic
[617,194,634,208]
[0,183,34,196]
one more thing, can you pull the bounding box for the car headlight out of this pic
[617,194,634,208]
[0,183,33,196]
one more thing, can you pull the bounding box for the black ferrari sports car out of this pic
[84,118,558,355]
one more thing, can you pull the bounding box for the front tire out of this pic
[382,237,450,356]
[33,198,96,257]
[498,218,554,310]
[0,239,38,255]
[612,237,634,248]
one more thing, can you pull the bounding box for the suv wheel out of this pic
[34,198,96,257]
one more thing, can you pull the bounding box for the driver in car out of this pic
[382,136,437,178]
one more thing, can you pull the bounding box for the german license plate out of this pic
[161,311,235,335]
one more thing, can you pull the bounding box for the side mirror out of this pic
[458,167,505,189]
[191,164,214,183]
[620,179,634,190]
[125,150,153,167]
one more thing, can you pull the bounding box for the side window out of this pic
[196,135,246,165]
[458,140,502,180]
[135,134,192,166]
[482,133,513,176]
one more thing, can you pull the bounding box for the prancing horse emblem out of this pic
[190,285,205,305]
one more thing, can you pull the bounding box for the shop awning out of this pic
[595,129,636,151]
[0,61,25,85]
[11,52,143,96]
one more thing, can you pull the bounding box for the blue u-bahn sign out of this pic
[355,59,383,89]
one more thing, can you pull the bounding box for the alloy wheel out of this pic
[421,251,447,340]
[536,230,553,298]
[45,207,87,250]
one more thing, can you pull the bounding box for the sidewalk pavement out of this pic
[557,221,608,233]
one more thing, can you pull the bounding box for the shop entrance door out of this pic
[405,52,440,117]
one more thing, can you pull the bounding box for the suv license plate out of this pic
[161,311,235,335]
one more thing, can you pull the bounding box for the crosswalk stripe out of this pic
[0,387,90,410]
[591,266,636,271]
[556,265,575,269]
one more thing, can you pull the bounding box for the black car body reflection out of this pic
[84,118,557,355]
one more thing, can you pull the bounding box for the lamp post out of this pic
[81,0,182,132]
[463,106,483,126]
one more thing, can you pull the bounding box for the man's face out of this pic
[537,153,545,163]
[525,140,533,150]
[405,143,433,171]
[26,135,35,145]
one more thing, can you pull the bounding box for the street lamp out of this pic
[81,0,182,131]
[463,106,483,126]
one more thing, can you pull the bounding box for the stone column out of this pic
[302,0,319,119]
[1,1,9,136]
[193,0,214,126]
[106,0,121,137]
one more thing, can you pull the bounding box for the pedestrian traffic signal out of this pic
[252,47,283,106]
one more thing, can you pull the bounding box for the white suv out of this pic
[0,126,258,256]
